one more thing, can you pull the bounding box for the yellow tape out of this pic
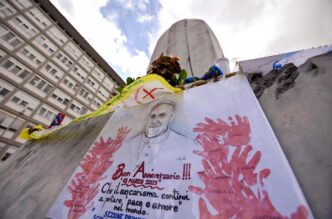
[19,74,182,140]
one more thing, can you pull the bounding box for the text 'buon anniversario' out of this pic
[93,162,192,219]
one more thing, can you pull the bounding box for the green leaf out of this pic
[116,87,123,93]
[178,69,187,84]
[126,77,134,85]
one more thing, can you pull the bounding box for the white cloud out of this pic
[51,0,331,80]
[51,0,150,79]
[105,10,119,24]
[115,0,149,11]
[152,0,332,63]
[137,14,154,23]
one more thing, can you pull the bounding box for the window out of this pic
[5,91,39,115]
[63,99,69,105]
[38,107,55,121]
[0,1,16,18]
[19,47,44,67]
[71,66,87,82]
[86,78,97,90]
[18,70,29,79]
[45,111,52,119]
[9,96,31,110]
[11,0,33,10]
[10,39,21,47]
[55,52,73,69]
[2,32,15,41]
[0,88,10,97]
[50,69,57,75]
[0,25,22,49]
[70,103,80,112]
[56,53,62,59]
[11,96,19,103]
[69,103,86,115]
[26,8,51,29]
[39,107,46,115]
[11,65,22,74]
[62,77,79,92]
[43,85,52,93]
[28,75,52,94]
[21,48,29,56]
[51,92,70,106]
[64,42,82,60]
[20,100,28,107]
[92,99,101,108]
[41,62,63,81]
[34,35,57,55]
[36,80,45,89]
[45,64,51,71]
[79,56,93,71]
[47,27,68,46]
[79,88,91,101]
[80,107,87,115]
[12,16,37,38]
[1,59,30,79]
[29,76,40,85]
[3,60,14,69]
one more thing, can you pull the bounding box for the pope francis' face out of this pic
[146,103,175,138]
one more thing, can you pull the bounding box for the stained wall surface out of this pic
[244,53,332,219]
[0,114,111,219]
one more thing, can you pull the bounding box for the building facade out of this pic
[0,0,125,162]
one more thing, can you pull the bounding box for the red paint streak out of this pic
[142,87,163,100]
[190,115,308,219]
[64,127,131,219]
[121,182,164,190]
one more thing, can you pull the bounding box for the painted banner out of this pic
[19,74,182,140]
[47,75,313,219]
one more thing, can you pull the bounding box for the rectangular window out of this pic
[28,53,36,60]
[10,39,21,47]
[20,100,28,107]
[36,81,46,90]
[2,32,15,41]
[2,60,14,69]
[56,53,62,59]
[21,48,29,56]
[50,69,57,74]
[12,16,37,38]
[19,46,45,67]
[63,99,69,105]
[42,84,52,93]
[18,70,29,79]
[0,88,10,97]
[29,76,40,86]
[45,64,51,71]
[11,66,22,74]
[45,111,52,119]
[39,107,46,116]
[11,96,20,103]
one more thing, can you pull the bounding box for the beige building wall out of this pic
[0,0,124,162]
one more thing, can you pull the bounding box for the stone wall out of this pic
[0,114,110,219]
[246,52,332,218]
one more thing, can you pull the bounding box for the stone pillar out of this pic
[150,19,225,77]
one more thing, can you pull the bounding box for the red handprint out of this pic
[190,116,308,219]
[64,127,130,219]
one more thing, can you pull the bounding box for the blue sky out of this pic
[52,0,332,80]
[100,0,161,56]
